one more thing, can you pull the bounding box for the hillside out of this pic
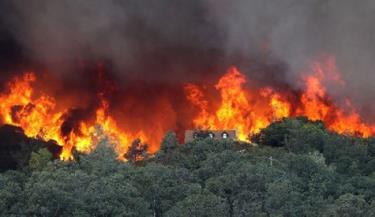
[1,117,375,216]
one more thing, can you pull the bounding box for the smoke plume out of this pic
[0,0,374,126]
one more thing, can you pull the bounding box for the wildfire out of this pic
[0,56,374,160]
[0,72,148,160]
[185,67,290,141]
[297,57,374,137]
[186,57,375,140]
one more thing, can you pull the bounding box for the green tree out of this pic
[131,163,200,217]
[0,171,27,216]
[265,180,304,217]
[166,193,228,217]
[206,162,268,217]
[325,193,369,217]
[366,200,375,217]
[156,131,180,164]
[29,148,53,170]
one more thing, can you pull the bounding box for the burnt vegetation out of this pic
[0,117,375,216]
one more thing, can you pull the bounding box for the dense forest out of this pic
[1,117,375,216]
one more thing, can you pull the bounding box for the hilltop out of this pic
[1,117,375,216]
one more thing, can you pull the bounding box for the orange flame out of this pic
[186,57,375,141]
[0,72,149,160]
[0,56,374,160]
[298,57,374,137]
[185,67,291,141]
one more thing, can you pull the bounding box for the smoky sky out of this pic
[0,0,375,114]
[0,0,227,84]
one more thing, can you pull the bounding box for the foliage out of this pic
[1,117,375,216]
[29,148,53,170]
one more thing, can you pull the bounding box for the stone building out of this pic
[184,129,237,143]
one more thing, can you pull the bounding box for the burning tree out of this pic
[124,138,149,163]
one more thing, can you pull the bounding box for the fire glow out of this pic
[0,56,374,160]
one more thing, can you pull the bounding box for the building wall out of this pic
[184,129,237,143]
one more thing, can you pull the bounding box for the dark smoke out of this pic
[0,0,226,83]
[0,1,374,118]
[205,0,375,117]
[0,0,294,86]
